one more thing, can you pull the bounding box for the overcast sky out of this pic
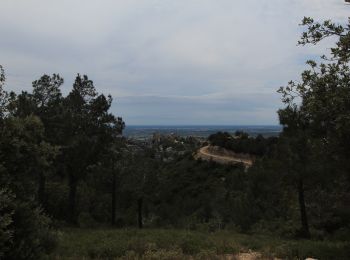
[0,0,349,125]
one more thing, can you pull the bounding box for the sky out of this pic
[0,0,349,125]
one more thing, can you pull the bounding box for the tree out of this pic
[31,74,64,208]
[278,17,350,238]
[120,145,157,229]
[109,141,128,226]
[32,74,63,109]
[62,74,124,223]
[0,115,58,259]
[94,136,127,226]
[0,116,58,202]
[0,65,9,120]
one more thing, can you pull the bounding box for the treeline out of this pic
[208,131,278,156]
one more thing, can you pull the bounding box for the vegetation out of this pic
[208,131,278,156]
[1,15,350,259]
[51,228,350,259]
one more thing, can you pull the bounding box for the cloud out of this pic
[0,0,348,124]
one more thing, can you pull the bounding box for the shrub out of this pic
[4,200,58,260]
[0,188,15,258]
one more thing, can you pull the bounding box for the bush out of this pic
[0,188,15,258]
[4,200,58,260]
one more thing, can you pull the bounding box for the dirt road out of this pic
[195,146,253,167]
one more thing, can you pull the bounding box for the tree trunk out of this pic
[38,171,46,210]
[137,197,143,229]
[297,178,310,238]
[111,171,117,226]
[68,174,78,224]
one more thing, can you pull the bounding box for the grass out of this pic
[49,228,350,259]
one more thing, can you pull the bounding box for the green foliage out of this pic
[0,188,14,258]
[7,200,57,260]
[0,65,9,118]
[0,187,57,259]
[277,16,350,238]
[32,74,63,108]
[60,74,124,223]
[0,115,59,202]
[208,131,278,156]
[299,17,350,63]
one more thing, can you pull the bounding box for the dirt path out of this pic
[195,146,253,167]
